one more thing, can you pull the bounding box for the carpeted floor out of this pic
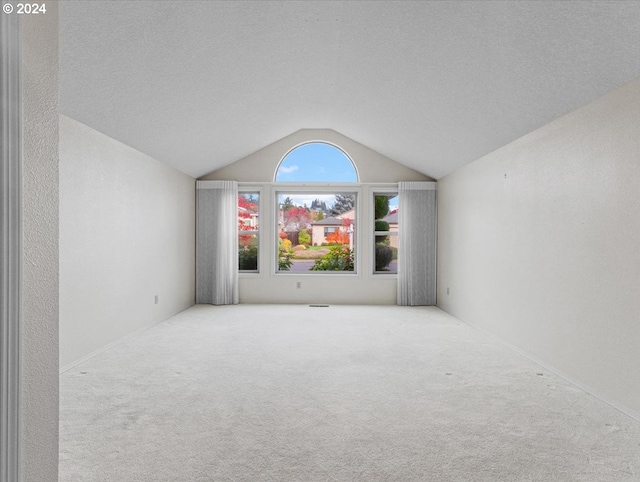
[59,305,640,481]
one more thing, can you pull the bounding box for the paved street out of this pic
[289,259,316,272]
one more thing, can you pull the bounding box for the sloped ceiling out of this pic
[60,1,640,179]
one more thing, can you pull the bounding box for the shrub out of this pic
[279,251,293,270]
[375,220,389,243]
[278,238,293,270]
[298,229,311,246]
[375,220,389,232]
[374,195,390,220]
[311,247,354,271]
[375,244,393,271]
[238,244,258,270]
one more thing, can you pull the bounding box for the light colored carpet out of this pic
[60,305,640,481]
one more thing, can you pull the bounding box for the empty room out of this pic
[3,1,640,481]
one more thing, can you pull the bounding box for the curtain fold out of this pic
[397,181,437,306]
[196,180,239,305]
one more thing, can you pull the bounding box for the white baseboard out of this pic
[59,320,159,374]
[60,302,195,374]
[496,335,640,423]
[439,307,640,424]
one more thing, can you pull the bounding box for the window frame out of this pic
[274,141,360,183]
[272,184,361,276]
[372,189,399,276]
[238,188,262,275]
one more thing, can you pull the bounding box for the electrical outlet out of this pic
[154,295,159,304]
[296,281,302,289]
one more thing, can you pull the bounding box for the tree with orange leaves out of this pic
[326,229,349,245]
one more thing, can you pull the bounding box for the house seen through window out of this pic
[373,193,399,274]
[276,192,356,273]
[239,142,398,275]
[238,192,259,272]
[275,142,358,273]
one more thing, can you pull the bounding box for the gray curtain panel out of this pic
[397,182,437,306]
[196,180,239,305]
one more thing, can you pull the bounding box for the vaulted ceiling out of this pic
[60,1,640,179]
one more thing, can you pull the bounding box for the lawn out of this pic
[292,246,330,259]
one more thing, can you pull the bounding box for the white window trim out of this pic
[238,187,263,276]
[272,185,362,276]
[274,141,360,183]
[237,183,401,279]
[371,188,399,276]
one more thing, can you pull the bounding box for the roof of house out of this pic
[311,217,344,226]
[382,212,398,224]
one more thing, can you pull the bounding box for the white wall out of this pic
[202,129,432,183]
[437,77,640,417]
[22,4,60,480]
[59,115,196,368]
[236,184,401,305]
[201,129,432,305]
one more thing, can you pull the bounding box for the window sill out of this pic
[275,271,360,277]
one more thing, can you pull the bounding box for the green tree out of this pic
[281,196,294,210]
[375,195,390,219]
[298,229,311,246]
[374,195,393,271]
[329,194,355,216]
[311,198,328,211]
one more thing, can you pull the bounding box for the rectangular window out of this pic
[238,192,259,272]
[277,192,356,273]
[373,193,398,274]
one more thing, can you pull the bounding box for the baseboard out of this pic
[59,303,194,374]
[437,306,640,424]
[59,321,157,374]
[496,336,640,423]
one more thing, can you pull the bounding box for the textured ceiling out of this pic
[60,1,640,179]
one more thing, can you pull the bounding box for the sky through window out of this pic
[275,142,358,183]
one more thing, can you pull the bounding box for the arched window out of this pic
[275,142,358,183]
[272,142,359,273]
